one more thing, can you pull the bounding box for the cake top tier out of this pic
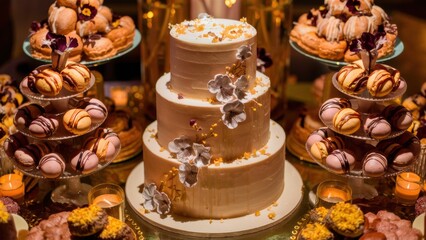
[170,17,256,44]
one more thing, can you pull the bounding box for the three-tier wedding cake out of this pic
[141,16,286,219]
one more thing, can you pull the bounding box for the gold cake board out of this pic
[125,160,304,238]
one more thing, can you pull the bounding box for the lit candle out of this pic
[0,179,25,200]
[110,87,129,107]
[395,172,421,205]
[89,184,125,221]
[316,180,352,208]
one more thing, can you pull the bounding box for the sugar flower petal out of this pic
[236,45,252,60]
[168,136,194,163]
[141,183,158,211]
[178,162,199,187]
[221,100,246,129]
[154,191,171,215]
[234,75,248,100]
[207,74,235,102]
[193,143,211,168]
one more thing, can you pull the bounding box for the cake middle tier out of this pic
[156,72,271,161]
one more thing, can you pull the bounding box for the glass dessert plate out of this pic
[289,37,404,68]
[22,30,141,67]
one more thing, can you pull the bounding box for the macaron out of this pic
[367,69,397,97]
[35,67,63,97]
[84,98,107,123]
[336,61,368,94]
[362,151,387,177]
[310,136,344,161]
[38,153,66,178]
[14,103,45,128]
[397,131,421,157]
[83,137,115,163]
[363,113,391,140]
[94,128,120,150]
[319,98,351,124]
[63,108,92,135]
[306,127,334,149]
[61,62,91,92]
[4,132,29,157]
[382,104,413,131]
[332,108,361,135]
[29,115,59,138]
[325,149,356,174]
[378,142,414,170]
[71,150,99,174]
[14,143,51,170]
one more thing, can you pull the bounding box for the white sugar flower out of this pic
[141,183,158,211]
[234,75,248,100]
[192,143,211,168]
[154,191,171,215]
[221,100,246,129]
[236,45,252,60]
[168,136,194,163]
[178,162,199,187]
[207,74,235,102]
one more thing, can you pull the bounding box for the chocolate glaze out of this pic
[31,116,57,136]
[330,149,351,173]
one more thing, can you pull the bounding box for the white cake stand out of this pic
[125,160,303,238]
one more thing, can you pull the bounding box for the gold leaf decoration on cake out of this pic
[226,60,246,80]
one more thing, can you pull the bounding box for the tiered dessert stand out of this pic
[290,38,421,200]
[13,31,141,206]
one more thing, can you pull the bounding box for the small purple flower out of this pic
[78,4,97,21]
[141,183,158,211]
[29,20,48,35]
[349,32,386,72]
[168,136,194,163]
[43,32,78,53]
[221,100,246,129]
[154,191,171,215]
[192,143,211,168]
[234,75,248,100]
[346,0,361,14]
[207,74,235,102]
[236,45,252,60]
[178,162,199,187]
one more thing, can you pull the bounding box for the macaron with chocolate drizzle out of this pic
[38,153,66,178]
[63,108,92,135]
[29,115,59,138]
[310,135,345,161]
[336,60,368,95]
[382,104,413,130]
[61,62,91,92]
[71,150,99,174]
[332,108,362,135]
[14,142,51,170]
[363,113,391,140]
[319,98,352,124]
[325,149,356,174]
[84,98,107,123]
[362,151,387,177]
[83,137,115,163]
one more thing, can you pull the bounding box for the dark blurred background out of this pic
[0,0,425,96]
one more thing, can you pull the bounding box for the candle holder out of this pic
[395,172,422,206]
[88,183,125,222]
[315,180,352,208]
[0,173,25,201]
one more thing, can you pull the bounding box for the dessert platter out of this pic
[289,0,403,68]
[125,15,303,237]
[4,31,122,206]
[22,0,140,67]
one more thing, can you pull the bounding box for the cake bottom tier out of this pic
[143,120,286,219]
